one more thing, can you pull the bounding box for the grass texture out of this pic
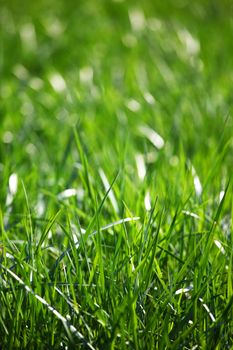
[0,0,233,349]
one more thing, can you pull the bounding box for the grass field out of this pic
[1,0,233,349]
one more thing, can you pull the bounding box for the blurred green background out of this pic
[1,0,233,195]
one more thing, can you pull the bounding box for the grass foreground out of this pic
[0,0,233,349]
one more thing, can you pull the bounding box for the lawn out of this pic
[0,0,233,349]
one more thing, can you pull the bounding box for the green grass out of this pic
[0,0,233,349]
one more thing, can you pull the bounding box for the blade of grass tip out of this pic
[35,209,62,255]
[99,168,119,214]
[73,127,94,202]
[158,206,179,246]
[142,196,158,241]
[203,138,231,191]
[57,129,74,178]
[156,245,184,264]
[21,180,33,243]
[197,180,230,287]
[71,170,119,249]
[136,198,158,270]
[0,263,96,350]
[211,179,230,230]
[74,215,91,274]
[205,180,230,248]
[50,216,140,278]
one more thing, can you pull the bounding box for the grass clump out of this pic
[0,0,233,349]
